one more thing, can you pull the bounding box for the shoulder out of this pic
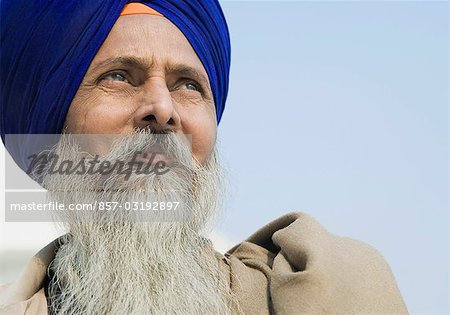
[0,283,48,315]
[228,211,409,314]
[0,238,61,314]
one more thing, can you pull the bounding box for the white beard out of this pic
[40,130,238,315]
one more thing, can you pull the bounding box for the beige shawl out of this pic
[0,212,408,314]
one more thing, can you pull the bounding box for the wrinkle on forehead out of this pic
[95,14,208,79]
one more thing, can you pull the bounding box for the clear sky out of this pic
[0,1,448,314]
[216,1,448,314]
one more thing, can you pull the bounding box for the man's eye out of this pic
[182,81,201,92]
[102,72,128,83]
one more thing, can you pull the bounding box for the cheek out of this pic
[65,89,135,134]
[181,106,217,164]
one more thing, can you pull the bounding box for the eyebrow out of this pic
[165,64,210,91]
[91,56,151,73]
[90,56,210,91]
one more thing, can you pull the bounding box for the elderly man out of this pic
[0,1,408,314]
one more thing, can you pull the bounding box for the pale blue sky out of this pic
[216,1,448,314]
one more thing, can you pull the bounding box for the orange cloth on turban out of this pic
[120,3,163,17]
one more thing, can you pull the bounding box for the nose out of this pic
[134,80,181,132]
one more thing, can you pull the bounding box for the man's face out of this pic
[64,14,217,164]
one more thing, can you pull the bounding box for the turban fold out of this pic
[0,0,231,173]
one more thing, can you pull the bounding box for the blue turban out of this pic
[0,0,231,173]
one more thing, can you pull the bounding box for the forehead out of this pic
[91,15,207,78]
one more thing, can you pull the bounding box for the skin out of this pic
[64,14,217,164]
